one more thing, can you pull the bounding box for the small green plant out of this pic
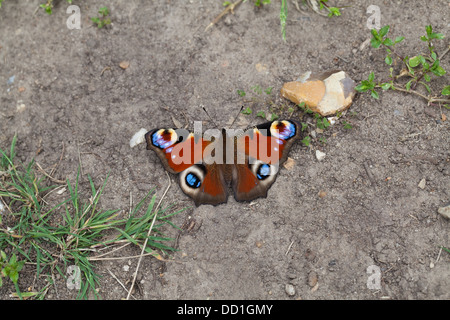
[256,111,266,119]
[91,7,111,28]
[318,0,341,17]
[238,84,278,118]
[254,0,271,7]
[280,0,287,41]
[241,106,253,115]
[342,121,353,129]
[40,0,72,15]
[356,25,449,106]
[237,89,246,97]
[315,114,330,130]
[301,136,311,147]
[0,251,25,299]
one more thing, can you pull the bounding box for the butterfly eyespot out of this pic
[270,120,296,140]
[185,173,202,188]
[152,129,178,150]
[256,163,271,180]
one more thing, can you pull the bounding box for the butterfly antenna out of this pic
[229,105,244,129]
[201,106,219,128]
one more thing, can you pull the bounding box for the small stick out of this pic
[205,0,243,32]
[126,172,172,300]
[50,142,65,177]
[107,268,136,300]
[36,162,66,184]
[285,240,295,256]
[363,161,376,186]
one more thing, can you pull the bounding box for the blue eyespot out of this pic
[278,122,296,140]
[186,173,201,188]
[152,130,176,149]
[257,164,271,180]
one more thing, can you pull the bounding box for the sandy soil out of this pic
[0,0,449,300]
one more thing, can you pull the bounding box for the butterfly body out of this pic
[145,120,302,206]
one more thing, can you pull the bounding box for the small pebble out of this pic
[316,150,326,161]
[418,178,426,190]
[308,271,318,287]
[285,284,296,296]
[438,204,450,219]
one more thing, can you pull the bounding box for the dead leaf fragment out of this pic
[283,157,295,170]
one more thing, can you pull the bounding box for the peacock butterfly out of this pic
[145,120,302,206]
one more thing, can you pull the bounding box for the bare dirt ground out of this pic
[0,0,449,300]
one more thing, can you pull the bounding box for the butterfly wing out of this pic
[232,120,302,202]
[145,128,228,206]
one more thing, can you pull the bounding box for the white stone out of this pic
[438,205,450,220]
[316,150,326,161]
[130,128,148,148]
[418,178,426,189]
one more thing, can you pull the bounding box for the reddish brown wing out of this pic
[232,120,301,202]
[146,128,228,206]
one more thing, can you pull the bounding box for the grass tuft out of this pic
[0,137,181,299]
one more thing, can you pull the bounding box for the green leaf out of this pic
[431,52,437,61]
[256,111,266,118]
[370,29,379,38]
[270,113,279,121]
[368,72,375,82]
[385,55,393,65]
[383,38,394,46]
[405,79,413,91]
[301,136,311,147]
[237,89,246,97]
[423,74,431,82]
[342,121,353,129]
[379,25,390,37]
[241,107,252,115]
[98,7,110,17]
[430,32,444,40]
[9,270,18,284]
[409,56,421,68]
[381,82,392,90]
[328,7,340,17]
[355,83,369,92]
[9,254,17,266]
[301,122,308,132]
[394,36,404,44]
[442,86,450,96]
[420,35,428,42]
[370,38,381,49]
[264,87,273,95]
[431,66,446,77]
[420,82,431,93]
[370,90,379,99]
